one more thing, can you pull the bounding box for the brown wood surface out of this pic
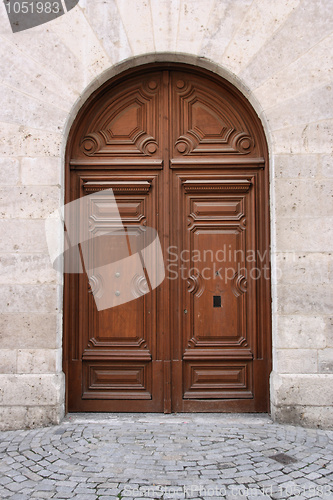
[64,65,271,413]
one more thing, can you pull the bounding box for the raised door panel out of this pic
[173,174,257,400]
[170,72,258,159]
[76,175,159,401]
[71,72,163,161]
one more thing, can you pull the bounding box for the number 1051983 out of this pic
[5,2,62,14]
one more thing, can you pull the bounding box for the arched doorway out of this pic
[64,63,271,413]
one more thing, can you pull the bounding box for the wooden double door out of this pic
[65,66,271,413]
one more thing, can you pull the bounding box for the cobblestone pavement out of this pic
[0,413,332,500]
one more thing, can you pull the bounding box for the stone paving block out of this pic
[0,414,332,499]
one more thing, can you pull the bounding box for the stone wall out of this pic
[0,0,332,429]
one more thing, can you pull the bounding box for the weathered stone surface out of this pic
[271,371,333,406]
[200,0,253,65]
[151,0,180,52]
[240,0,333,89]
[276,284,332,315]
[0,85,68,132]
[220,0,301,75]
[0,313,61,349]
[0,373,64,406]
[272,119,333,154]
[175,0,215,54]
[49,8,110,81]
[0,349,17,374]
[274,315,326,349]
[275,253,330,284]
[266,85,333,131]
[318,348,333,373]
[254,33,333,109]
[273,154,319,179]
[326,316,333,347]
[0,285,58,313]
[21,157,61,186]
[275,348,318,374]
[0,186,60,219]
[115,0,155,55]
[271,402,333,429]
[321,153,333,178]
[275,217,333,252]
[0,254,56,285]
[0,157,20,185]
[0,122,62,157]
[0,404,64,431]
[80,0,132,63]
[0,220,49,253]
[0,36,77,110]
[17,349,62,374]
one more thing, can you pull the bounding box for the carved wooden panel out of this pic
[71,73,163,161]
[183,361,253,399]
[171,72,258,158]
[171,173,258,400]
[76,175,159,402]
[65,66,271,413]
[82,362,151,399]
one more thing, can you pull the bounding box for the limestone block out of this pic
[17,349,62,374]
[0,186,60,219]
[318,348,333,373]
[274,253,330,285]
[276,284,332,315]
[49,7,110,81]
[240,0,333,89]
[271,403,333,429]
[274,179,333,217]
[0,123,62,157]
[3,29,86,94]
[175,0,215,55]
[274,314,326,349]
[200,0,253,65]
[275,217,333,252]
[0,220,49,253]
[0,158,19,185]
[326,316,333,347]
[0,254,56,285]
[266,85,333,131]
[0,404,64,431]
[0,85,68,132]
[116,0,155,54]
[20,157,61,186]
[273,154,319,179]
[270,371,333,406]
[0,35,76,111]
[0,373,64,406]
[321,154,333,178]
[272,119,333,155]
[0,313,60,349]
[0,349,17,373]
[220,0,301,75]
[0,284,58,313]
[254,33,333,110]
[80,0,132,63]
[151,0,180,52]
[274,348,317,374]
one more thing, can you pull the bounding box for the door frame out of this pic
[63,62,272,413]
